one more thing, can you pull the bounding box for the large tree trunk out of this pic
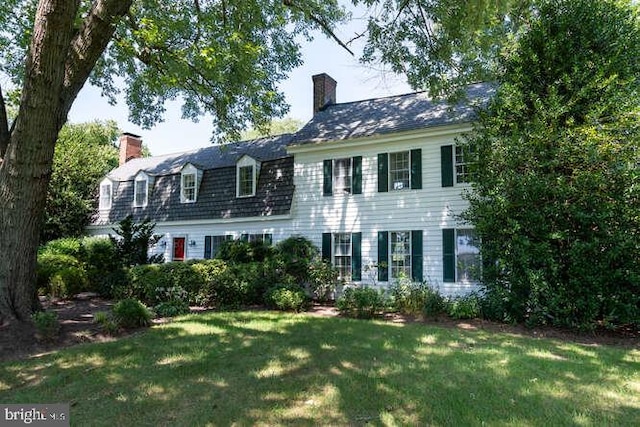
[0,0,132,324]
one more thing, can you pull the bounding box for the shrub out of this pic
[336,287,387,319]
[307,258,339,302]
[81,236,122,296]
[36,253,89,298]
[31,311,60,341]
[39,237,84,259]
[157,263,204,303]
[390,279,446,316]
[190,259,230,306]
[448,294,481,319]
[274,236,319,283]
[154,300,190,317]
[265,284,310,312]
[93,311,120,335]
[217,239,273,263]
[112,299,152,329]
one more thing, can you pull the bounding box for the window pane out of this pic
[455,145,474,183]
[100,184,111,208]
[182,173,196,202]
[239,166,253,196]
[389,152,410,190]
[390,231,411,278]
[333,233,351,279]
[333,158,352,193]
[135,180,147,206]
[456,229,481,282]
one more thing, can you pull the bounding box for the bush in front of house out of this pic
[264,284,310,312]
[307,258,339,302]
[112,298,152,329]
[31,311,60,341]
[81,236,124,297]
[216,239,273,263]
[36,253,89,298]
[273,235,319,284]
[38,237,84,259]
[336,287,387,319]
[390,278,447,317]
[447,293,481,319]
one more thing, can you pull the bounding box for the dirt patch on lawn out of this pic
[1,299,637,364]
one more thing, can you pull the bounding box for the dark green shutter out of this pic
[323,160,332,196]
[204,236,212,259]
[322,233,332,263]
[378,231,389,281]
[241,233,249,242]
[352,156,362,195]
[411,230,423,282]
[264,234,273,245]
[441,145,454,187]
[352,232,362,281]
[378,153,388,193]
[443,229,456,282]
[410,149,422,190]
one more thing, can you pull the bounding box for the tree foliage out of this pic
[462,0,640,329]
[42,121,119,242]
[240,117,304,140]
[110,215,164,267]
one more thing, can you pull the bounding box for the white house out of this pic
[88,73,490,296]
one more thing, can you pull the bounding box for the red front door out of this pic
[173,237,185,262]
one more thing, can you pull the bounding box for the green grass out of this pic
[1,311,638,426]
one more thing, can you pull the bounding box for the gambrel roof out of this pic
[291,83,493,146]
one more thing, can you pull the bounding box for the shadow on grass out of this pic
[1,311,639,426]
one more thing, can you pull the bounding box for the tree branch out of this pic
[60,0,134,116]
[0,85,9,159]
[283,0,354,56]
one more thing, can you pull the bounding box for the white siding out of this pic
[288,125,479,296]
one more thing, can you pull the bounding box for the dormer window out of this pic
[99,179,112,210]
[236,155,258,197]
[180,163,202,204]
[134,172,149,207]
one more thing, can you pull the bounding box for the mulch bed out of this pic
[1,298,637,364]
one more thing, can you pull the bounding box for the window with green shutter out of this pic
[378,231,389,281]
[441,145,454,187]
[442,229,456,282]
[410,149,422,189]
[352,232,362,281]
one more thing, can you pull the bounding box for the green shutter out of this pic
[411,230,423,282]
[322,233,332,263]
[323,160,332,196]
[443,229,456,282]
[378,231,389,281]
[352,232,362,281]
[241,233,249,242]
[378,153,388,193]
[352,156,362,195]
[264,234,273,245]
[204,236,212,259]
[410,149,422,189]
[441,145,454,187]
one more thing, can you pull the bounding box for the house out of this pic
[89,74,490,296]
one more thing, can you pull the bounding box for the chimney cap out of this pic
[120,132,141,139]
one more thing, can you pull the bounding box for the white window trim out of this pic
[236,155,258,198]
[454,145,473,185]
[389,230,412,280]
[99,179,112,210]
[456,228,481,284]
[332,232,352,280]
[332,158,352,194]
[133,172,149,207]
[388,150,411,191]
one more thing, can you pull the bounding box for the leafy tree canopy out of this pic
[240,117,304,140]
[462,0,640,329]
[43,120,119,242]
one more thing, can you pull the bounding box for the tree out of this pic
[110,215,163,267]
[42,121,119,242]
[240,117,304,140]
[461,0,640,328]
[0,0,346,323]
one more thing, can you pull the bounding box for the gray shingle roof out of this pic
[108,133,294,181]
[290,83,493,146]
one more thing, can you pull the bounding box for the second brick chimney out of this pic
[119,133,143,166]
[312,73,337,115]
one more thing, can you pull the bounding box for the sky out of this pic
[67,4,412,156]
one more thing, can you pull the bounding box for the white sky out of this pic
[67,4,411,156]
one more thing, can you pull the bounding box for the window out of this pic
[390,151,410,190]
[333,158,352,193]
[377,230,423,282]
[443,228,481,283]
[204,235,233,259]
[333,233,352,280]
[442,144,474,187]
[390,231,411,279]
[182,173,196,202]
[378,149,422,192]
[240,233,273,245]
[455,145,474,184]
[323,157,361,196]
[322,232,362,281]
[99,181,112,210]
[238,166,254,197]
[134,176,148,207]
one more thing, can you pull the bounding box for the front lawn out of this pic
[1,311,638,426]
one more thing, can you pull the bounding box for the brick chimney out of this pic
[119,133,143,165]
[312,73,337,115]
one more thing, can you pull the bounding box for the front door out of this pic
[173,237,185,262]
